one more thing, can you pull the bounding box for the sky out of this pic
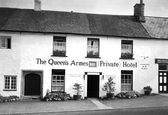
[0,0,168,17]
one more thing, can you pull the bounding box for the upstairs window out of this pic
[53,36,66,56]
[121,40,133,59]
[87,38,99,58]
[0,36,11,49]
[52,69,65,92]
[4,76,17,91]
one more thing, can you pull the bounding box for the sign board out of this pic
[89,61,97,67]
[155,59,168,64]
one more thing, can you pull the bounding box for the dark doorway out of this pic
[87,75,99,98]
[25,73,41,96]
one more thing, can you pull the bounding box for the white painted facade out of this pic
[0,31,167,98]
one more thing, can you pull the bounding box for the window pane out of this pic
[159,65,167,70]
[51,76,65,91]
[53,76,57,80]
[87,38,99,57]
[57,76,61,80]
[4,76,16,90]
[121,71,133,92]
[121,40,133,59]
[0,36,11,49]
[121,44,132,53]
[61,76,64,80]
[52,81,57,86]
[53,36,66,56]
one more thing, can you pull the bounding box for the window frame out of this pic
[4,75,17,91]
[121,70,133,92]
[0,36,11,49]
[53,36,66,57]
[121,40,133,59]
[51,69,65,92]
[87,38,100,58]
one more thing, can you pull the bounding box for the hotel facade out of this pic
[0,0,168,98]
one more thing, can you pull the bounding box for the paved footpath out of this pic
[0,94,168,115]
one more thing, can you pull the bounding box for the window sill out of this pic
[51,55,68,57]
[85,56,101,59]
[119,57,134,60]
[3,89,17,91]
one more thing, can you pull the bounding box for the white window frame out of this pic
[121,71,133,92]
[87,38,99,57]
[52,75,65,91]
[4,75,17,91]
[53,36,66,56]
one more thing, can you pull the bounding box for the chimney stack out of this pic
[134,0,145,22]
[34,0,41,11]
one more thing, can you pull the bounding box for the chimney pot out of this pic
[140,0,143,4]
[34,0,41,11]
[134,0,145,22]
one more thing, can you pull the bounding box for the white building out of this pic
[0,0,168,98]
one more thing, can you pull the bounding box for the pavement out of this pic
[0,94,168,115]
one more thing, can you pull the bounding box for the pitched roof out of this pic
[141,17,168,39]
[0,7,154,38]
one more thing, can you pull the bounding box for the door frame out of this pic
[84,72,103,98]
[21,70,43,98]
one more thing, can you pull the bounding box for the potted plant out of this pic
[73,83,82,100]
[144,86,152,95]
[102,77,115,99]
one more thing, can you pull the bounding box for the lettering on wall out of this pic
[36,58,138,68]
[140,64,149,70]
[68,74,82,77]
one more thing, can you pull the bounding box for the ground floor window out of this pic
[4,75,17,90]
[121,70,133,92]
[52,69,65,91]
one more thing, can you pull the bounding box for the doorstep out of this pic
[89,98,112,109]
[21,96,41,101]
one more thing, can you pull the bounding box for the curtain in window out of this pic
[53,40,66,51]
[87,39,99,55]
[121,44,132,54]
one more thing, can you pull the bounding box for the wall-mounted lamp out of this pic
[83,75,85,80]
[102,75,104,80]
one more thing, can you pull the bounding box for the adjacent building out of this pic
[0,0,168,98]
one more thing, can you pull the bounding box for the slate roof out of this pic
[0,7,167,39]
[141,17,168,39]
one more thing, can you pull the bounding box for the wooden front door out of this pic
[25,73,41,96]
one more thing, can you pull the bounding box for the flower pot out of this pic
[106,93,114,99]
[73,95,81,100]
[144,90,151,95]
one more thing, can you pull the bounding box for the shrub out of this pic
[0,95,19,103]
[44,91,72,101]
[116,91,141,99]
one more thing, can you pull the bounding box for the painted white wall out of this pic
[0,32,21,96]
[1,32,168,98]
